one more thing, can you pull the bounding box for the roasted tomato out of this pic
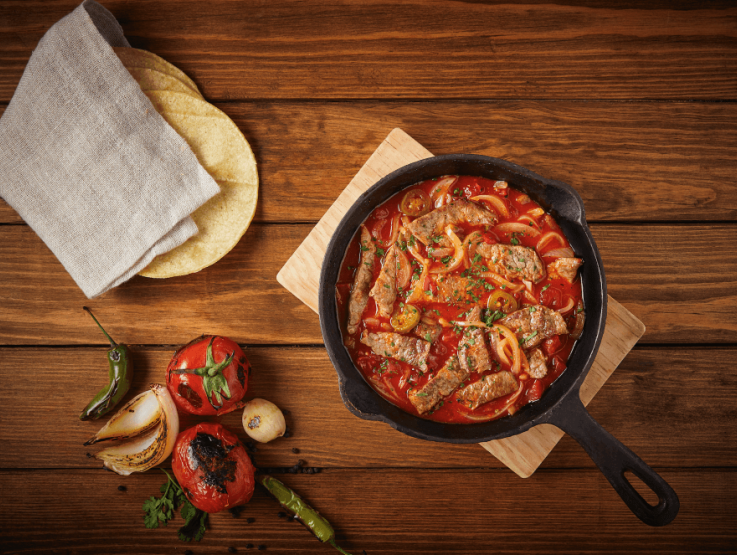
[172,423,255,513]
[166,335,249,416]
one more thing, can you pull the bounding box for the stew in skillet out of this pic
[335,176,585,423]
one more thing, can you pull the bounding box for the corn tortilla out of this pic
[113,47,202,97]
[138,91,258,278]
[124,67,202,100]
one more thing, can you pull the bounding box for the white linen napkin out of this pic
[0,0,220,298]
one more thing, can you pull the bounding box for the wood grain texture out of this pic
[2,101,737,224]
[1,346,734,470]
[0,223,734,345]
[0,1,735,550]
[1,1,736,102]
[1,468,735,554]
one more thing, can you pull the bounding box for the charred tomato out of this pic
[166,335,249,416]
[172,422,255,513]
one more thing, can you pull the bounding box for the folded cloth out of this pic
[0,0,220,298]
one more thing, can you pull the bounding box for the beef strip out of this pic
[414,318,442,344]
[360,332,430,372]
[369,245,397,318]
[547,257,583,283]
[499,305,568,349]
[406,199,497,246]
[408,355,468,414]
[347,226,376,334]
[526,348,548,379]
[458,307,492,374]
[570,299,585,340]
[434,275,483,305]
[458,371,518,410]
[476,243,546,283]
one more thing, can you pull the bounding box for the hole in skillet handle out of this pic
[624,470,659,507]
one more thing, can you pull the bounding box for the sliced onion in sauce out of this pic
[494,323,521,375]
[470,194,509,218]
[494,222,541,237]
[387,214,402,246]
[527,207,545,218]
[494,337,512,366]
[479,272,525,293]
[395,248,412,289]
[516,214,539,227]
[406,260,430,304]
[537,231,567,252]
[559,296,576,314]
[462,230,484,265]
[431,176,459,208]
[429,226,465,275]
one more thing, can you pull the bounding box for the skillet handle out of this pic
[548,395,679,526]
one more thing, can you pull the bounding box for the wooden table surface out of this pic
[1,1,736,553]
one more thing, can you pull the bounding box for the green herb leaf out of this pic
[178,501,208,542]
[520,330,538,345]
[143,469,209,543]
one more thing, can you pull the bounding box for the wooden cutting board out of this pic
[277,128,645,478]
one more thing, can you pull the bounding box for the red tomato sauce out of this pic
[335,176,584,424]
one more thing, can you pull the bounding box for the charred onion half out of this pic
[85,384,179,476]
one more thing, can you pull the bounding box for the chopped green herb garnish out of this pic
[520,331,538,345]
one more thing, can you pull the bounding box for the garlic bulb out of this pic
[241,398,286,443]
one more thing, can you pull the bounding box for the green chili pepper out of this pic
[79,307,132,421]
[258,475,353,555]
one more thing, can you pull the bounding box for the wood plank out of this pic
[1,346,734,470]
[0,223,734,345]
[0,468,734,554]
[1,1,736,102]
[2,101,737,224]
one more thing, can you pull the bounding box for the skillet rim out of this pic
[318,153,607,443]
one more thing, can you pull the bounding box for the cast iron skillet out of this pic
[319,154,679,527]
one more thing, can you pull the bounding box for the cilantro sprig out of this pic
[143,469,208,542]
